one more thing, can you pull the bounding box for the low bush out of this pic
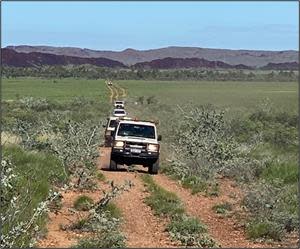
[141,175,184,217]
[181,176,208,194]
[73,231,126,248]
[212,202,232,214]
[102,203,122,219]
[261,161,298,185]
[96,171,106,181]
[246,220,283,241]
[1,146,65,247]
[73,196,94,211]
[243,181,298,240]
[167,215,216,247]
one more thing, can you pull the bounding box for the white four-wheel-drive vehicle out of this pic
[103,116,119,146]
[110,119,162,174]
[113,108,127,117]
[114,100,125,109]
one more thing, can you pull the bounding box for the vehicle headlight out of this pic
[114,141,124,148]
[148,144,159,152]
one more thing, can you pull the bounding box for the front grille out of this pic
[125,141,147,150]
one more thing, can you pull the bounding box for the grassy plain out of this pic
[2,77,108,102]
[2,78,298,113]
[116,80,298,113]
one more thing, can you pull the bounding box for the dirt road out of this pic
[106,81,126,103]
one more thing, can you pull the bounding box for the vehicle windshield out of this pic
[117,123,155,139]
[109,119,117,127]
[115,101,123,104]
[115,111,125,114]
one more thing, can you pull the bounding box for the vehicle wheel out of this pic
[110,159,117,171]
[148,160,159,174]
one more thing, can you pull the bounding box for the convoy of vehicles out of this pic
[103,99,162,174]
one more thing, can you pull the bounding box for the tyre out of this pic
[110,159,117,171]
[148,160,159,174]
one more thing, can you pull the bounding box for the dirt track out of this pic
[106,81,126,103]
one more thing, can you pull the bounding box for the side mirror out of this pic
[102,124,106,128]
[158,135,162,141]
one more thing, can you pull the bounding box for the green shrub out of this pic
[167,215,216,247]
[96,171,106,181]
[141,175,184,217]
[1,145,67,247]
[69,218,89,231]
[102,203,122,219]
[73,231,126,248]
[243,181,298,240]
[167,215,207,236]
[181,176,207,194]
[246,220,283,241]
[212,202,232,214]
[73,195,94,211]
[261,161,298,184]
[206,182,220,197]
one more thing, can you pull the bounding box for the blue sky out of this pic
[2,1,299,51]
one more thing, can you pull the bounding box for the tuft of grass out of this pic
[206,183,220,197]
[181,176,208,194]
[261,161,298,185]
[167,214,207,235]
[167,215,217,247]
[96,171,106,181]
[69,218,89,231]
[212,202,232,214]
[73,231,126,248]
[141,175,184,217]
[73,195,94,211]
[102,203,122,219]
[246,220,283,241]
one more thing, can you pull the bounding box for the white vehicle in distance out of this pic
[113,109,127,117]
[114,100,125,109]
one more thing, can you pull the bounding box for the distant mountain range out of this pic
[2,45,299,70]
[134,57,252,70]
[2,48,125,68]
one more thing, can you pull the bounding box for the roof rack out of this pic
[120,117,132,120]
[132,117,159,125]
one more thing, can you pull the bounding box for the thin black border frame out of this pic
[0,1,299,249]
